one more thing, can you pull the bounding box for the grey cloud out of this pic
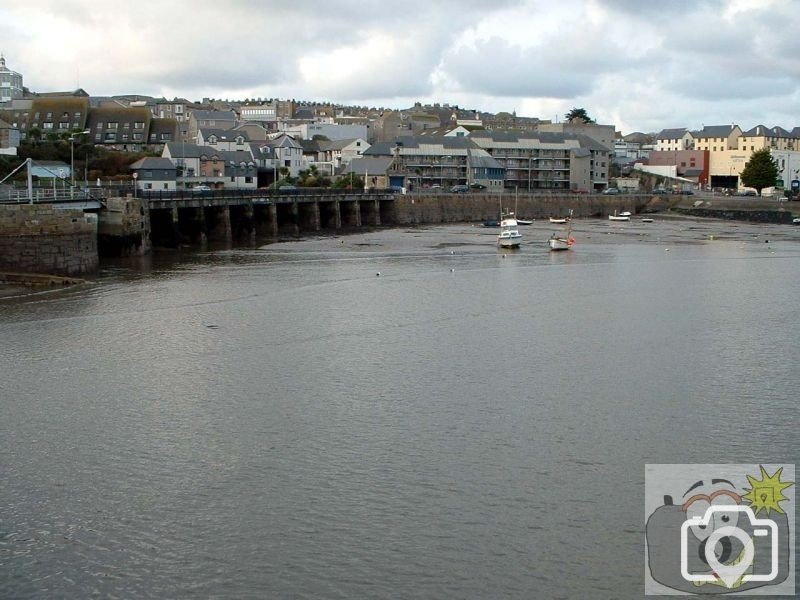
[440,33,634,98]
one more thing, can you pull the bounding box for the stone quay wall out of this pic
[392,193,651,224]
[0,204,98,275]
[98,197,150,256]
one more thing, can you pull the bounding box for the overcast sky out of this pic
[3,0,800,133]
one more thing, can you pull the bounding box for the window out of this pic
[95,133,102,141]
[58,122,69,129]
[108,122,118,130]
[42,122,53,129]
[163,183,169,189]
[96,122,103,130]
[122,134,129,141]
[123,122,130,129]
[245,176,253,183]
[105,133,117,141]
[133,121,144,130]
[62,112,69,118]
[133,133,143,141]
[46,112,52,118]
[160,133,170,140]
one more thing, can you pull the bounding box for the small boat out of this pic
[497,212,522,248]
[549,210,575,251]
[793,218,800,225]
[609,210,630,222]
[483,220,499,227]
[641,218,654,223]
[516,219,533,225]
[549,217,568,224]
[619,211,632,217]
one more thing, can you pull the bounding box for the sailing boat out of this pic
[549,210,575,251]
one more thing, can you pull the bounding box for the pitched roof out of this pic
[191,110,236,121]
[200,128,250,141]
[693,125,739,138]
[742,124,769,136]
[656,128,688,140]
[219,150,255,164]
[129,157,177,170]
[165,142,224,159]
[342,157,394,175]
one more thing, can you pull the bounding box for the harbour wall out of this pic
[0,204,98,275]
[392,193,651,224]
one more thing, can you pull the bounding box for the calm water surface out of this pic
[1,219,799,598]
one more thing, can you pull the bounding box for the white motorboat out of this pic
[619,211,632,217]
[516,219,533,225]
[641,218,654,223]
[609,210,630,222]
[549,209,575,251]
[497,213,522,248]
[549,217,568,224]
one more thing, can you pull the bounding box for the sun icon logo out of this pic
[742,465,794,516]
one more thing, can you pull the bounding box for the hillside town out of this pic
[0,54,796,196]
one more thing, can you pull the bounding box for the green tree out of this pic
[740,148,778,196]
[564,107,594,124]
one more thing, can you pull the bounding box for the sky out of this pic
[2,0,800,134]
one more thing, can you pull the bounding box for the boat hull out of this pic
[498,235,522,248]
[548,238,570,251]
[609,215,630,221]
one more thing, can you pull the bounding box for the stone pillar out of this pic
[310,202,321,231]
[207,206,232,242]
[334,200,342,229]
[373,199,381,226]
[171,207,181,243]
[353,200,362,227]
[290,202,300,235]
[268,203,278,237]
[243,203,256,243]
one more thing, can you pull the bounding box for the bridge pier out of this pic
[340,200,361,228]
[204,205,232,242]
[230,203,255,242]
[379,199,395,225]
[276,202,299,236]
[318,200,338,229]
[148,208,177,247]
[298,201,320,232]
[254,202,277,238]
[359,198,380,226]
[178,206,206,244]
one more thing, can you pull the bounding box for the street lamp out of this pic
[70,129,90,198]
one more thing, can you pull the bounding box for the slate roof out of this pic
[200,128,250,141]
[191,110,236,121]
[693,125,739,139]
[656,128,689,140]
[342,157,395,175]
[165,142,224,159]
[219,150,256,164]
[128,157,176,170]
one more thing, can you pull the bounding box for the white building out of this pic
[282,122,368,141]
[0,55,24,104]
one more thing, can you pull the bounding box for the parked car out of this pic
[735,190,757,197]
[191,185,212,195]
[469,183,487,190]
[450,184,469,193]
[602,187,620,195]
[278,185,297,191]
[652,188,667,195]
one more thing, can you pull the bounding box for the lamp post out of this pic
[69,129,90,198]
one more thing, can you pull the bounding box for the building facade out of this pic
[0,56,24,104]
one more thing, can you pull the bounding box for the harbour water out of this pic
[2,218,799,598]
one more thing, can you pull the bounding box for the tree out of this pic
[740,148,778,196]
[564,107,594,124]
